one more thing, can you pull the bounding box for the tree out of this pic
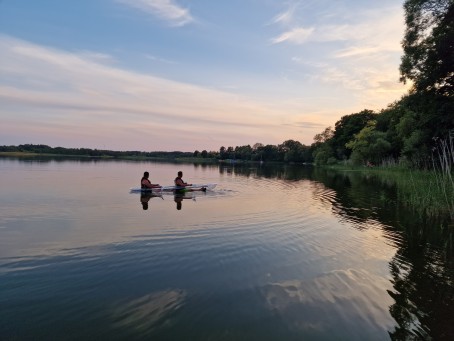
[235,145,253,160]
[252,143,263,150]
[313,126,334,144]
[219,146,226,159]
[313,143,335,165]
[346,121,392,165]
[278,140,307,162]
[400,0,454,96]
[258,144,279,161]
[331,110,377,160]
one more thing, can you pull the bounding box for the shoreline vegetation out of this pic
[0,152,212,162]
[330,165,453,223]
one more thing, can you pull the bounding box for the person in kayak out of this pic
[141,171,161,189]
[174,171,206,191]
[174,171,191,188]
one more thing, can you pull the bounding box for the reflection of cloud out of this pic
[260,269,395,335]
[111,290,186,333]
[116,0,194,26]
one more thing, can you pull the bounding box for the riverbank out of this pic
[325,165,453,223]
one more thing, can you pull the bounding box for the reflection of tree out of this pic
[388,236,454,340]
[220,163,313,181]
[224,163,453,339]
[308,168,454,339]
[312,168,399,229]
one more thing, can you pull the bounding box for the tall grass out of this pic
[372,132,454,221]
[334,133,452,221]
[396,169,451,219]
[431,131,454,220]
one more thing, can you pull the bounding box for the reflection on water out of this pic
[261,269,394,339]
[231,164,454,340]
[112,290,187,336]
[388,232,453,340]
[0,158,452,340]
[140,193,163,210]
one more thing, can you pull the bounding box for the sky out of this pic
[0,0,411,152]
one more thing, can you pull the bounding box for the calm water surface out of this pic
[0,158,452,340]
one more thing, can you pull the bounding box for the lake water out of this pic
[0,158,452,340]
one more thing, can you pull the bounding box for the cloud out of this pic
[281,5,409,105]
[283,121,327,129]
[271,3,299,26]
[0,35,314,150]
[116,0,193,26]
[145,54,177,64]
[271,4,404,52]
[271,27,314,44]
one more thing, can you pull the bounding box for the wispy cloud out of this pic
[271,4,404,51]
[271,3,299,26]
[0,35,313,150]
[275,4,409,107]
[271,27,314,44]
[116,0,193,26]
[145,54,177,64]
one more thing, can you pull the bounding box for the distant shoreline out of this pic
[0,151,218,163]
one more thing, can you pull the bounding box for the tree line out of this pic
[0,144,194,159]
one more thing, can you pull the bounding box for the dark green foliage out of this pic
[331,110,377,160]
[400,0,454,96]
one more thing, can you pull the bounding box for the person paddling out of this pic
[141,171,161,189]
[174,171,206,191]
[174,171,191,188]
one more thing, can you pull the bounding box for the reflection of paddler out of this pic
[173,192,193,210]
[140,193,161,210]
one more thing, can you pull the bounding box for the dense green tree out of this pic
[346,121,392,165]
[394,0,454,165]
[313,143,335,165]
[234,145,253,160]
[219,146,226,159]
[400,0,454,95]
[257,144,279,161]
[376,101,407,160]
[331,110,377,160]
[277,140,302,162]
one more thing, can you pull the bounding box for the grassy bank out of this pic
[328,165,453,222]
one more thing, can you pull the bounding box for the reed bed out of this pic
[372,133,454,221]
